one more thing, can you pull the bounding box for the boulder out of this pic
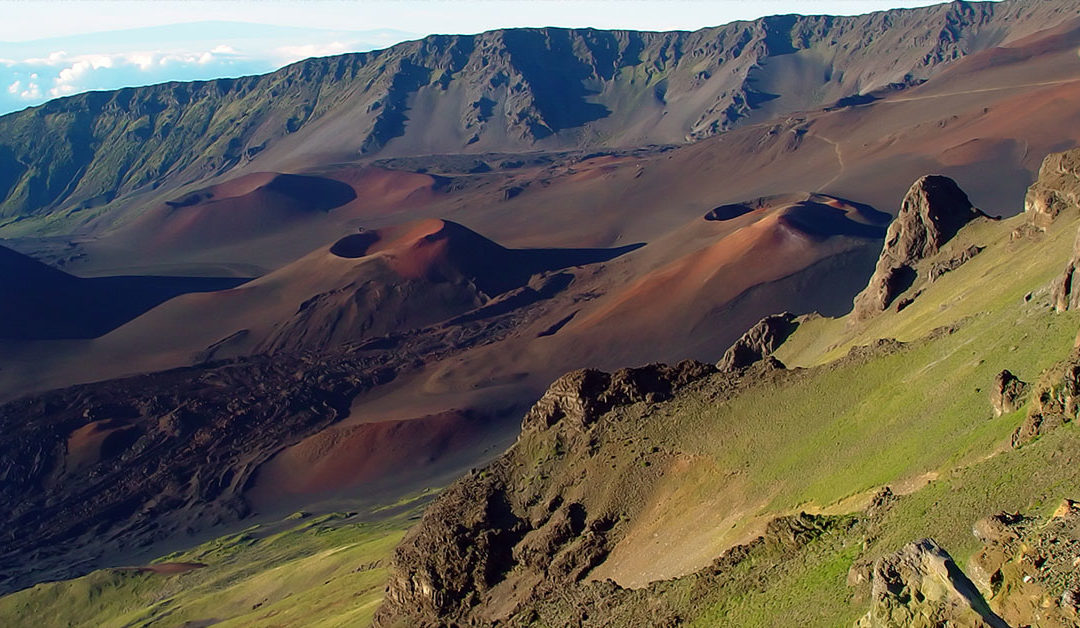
[855,538,1008,628]
[1025,147,1080,229]
[989,370,1027,417]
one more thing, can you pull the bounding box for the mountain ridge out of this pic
[1,0,1077,228]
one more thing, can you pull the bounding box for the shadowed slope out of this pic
[0,245,246,339]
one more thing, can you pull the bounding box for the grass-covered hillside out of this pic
[0,508,415,628]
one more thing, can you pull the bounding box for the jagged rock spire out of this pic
[852,175,984,321]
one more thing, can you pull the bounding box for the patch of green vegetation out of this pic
[0,511,411,628]
[688,531,864,627]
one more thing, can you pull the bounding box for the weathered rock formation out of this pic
[1013,349,1080,447]
[855,538,1007,628]
[522,361,716,431]
[852,175,984,320]
[1052,227,1080,312]
[1022,148,1080,310]
[1025,147,1080,229]
[717,312,798,371]
[990,369,1027,417]
[967,503,1080,627]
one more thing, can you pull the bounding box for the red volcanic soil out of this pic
[581,195,883,328]
[116,172,356,255]
[323,166,442,221]
[247,409,487,504]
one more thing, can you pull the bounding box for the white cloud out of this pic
[275,41,349,63]
[20,81,41,99]
[0,46,261,109]
[0,28,413,116]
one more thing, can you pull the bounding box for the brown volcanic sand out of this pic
[247,409,487,504]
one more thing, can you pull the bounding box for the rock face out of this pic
[927,244,983,283]
[1052,225,1080,312]
[967,504,1080,627]
[855,538,1007,628]
[376,360,715,627]
[716,312,798,371]
[852,175,984,321]
[1023,148,1080,311]
[989,369,1027,417]
[521,360,716,431]
[1012,350,1080,447]
[1,1,1076,223]
[1025,147,1080,229]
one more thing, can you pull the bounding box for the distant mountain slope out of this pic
[0,0,1076,224]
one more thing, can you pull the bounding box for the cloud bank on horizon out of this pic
[0,0,960,116]
[0,23,413,115]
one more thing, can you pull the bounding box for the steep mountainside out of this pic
[0,0,1076,226]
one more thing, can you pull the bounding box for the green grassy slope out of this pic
[586,209,1080,585]
[0,511,411,628]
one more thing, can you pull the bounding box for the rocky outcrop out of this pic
[521,360,715,431]
[1051,227,1080,312]
[927,244,983,283]
[852,175,984,320]
[863,504,1080,628]
[855,538,1007,628]
[1024,147,1080,229]
[967,503,1080,627]
[1022,148,1080,310]
[1012,350,1080,447]
[989,369,1027,417]
[717,312,797,371]
[377,360,716,627]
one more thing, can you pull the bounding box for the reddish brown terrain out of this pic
[1,0,1080,597]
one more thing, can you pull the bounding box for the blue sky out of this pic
[0,0,963,116]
